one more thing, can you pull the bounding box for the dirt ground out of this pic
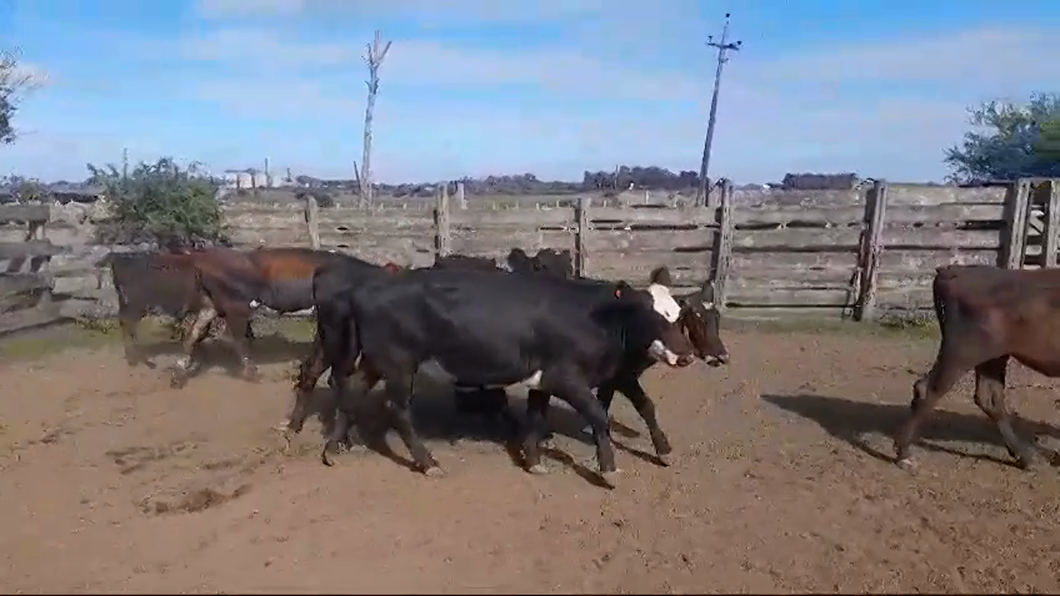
[0,323,1058,594]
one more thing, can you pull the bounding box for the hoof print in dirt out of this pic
[140,484,252,516]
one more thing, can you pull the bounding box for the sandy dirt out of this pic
[0,327,1058,594]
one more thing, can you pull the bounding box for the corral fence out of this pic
[274,177,1057,321]
[1,177,1057,335]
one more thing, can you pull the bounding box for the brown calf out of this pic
[896,264,1060,470]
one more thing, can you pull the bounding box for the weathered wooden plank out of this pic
[0,204,50,223]
[588,263,709,286]
[1045,180,1060,267]
[709,179,735,311]
[729,268,857,288]
[730,251,858,272]
[585,229,715,253]
[587,207,719,227]
[875,286,934,309]
[729,273,852,290]
[575,198,588,277]
[318,233,434,250]
[588,249,711,277]
[450,231,575,256]
[734,207,864,227]
[0,307,67,338]
[726,287,854,307]
[1002,179,1032,268]
[450,209,575,226]
[877,249,998,273]
[731,189,863,208]
[734,228,863,251]
[733,203,1005,228]
[0,273,51,297]
[886,184,1006,205]
[0,241,63,259]
[879,229,1000,249]
[725,306,849,321]
[856,180,889,322]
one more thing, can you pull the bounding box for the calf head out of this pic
[531,248,574,279]
[676,280,729,367]
[601,269,695,368]
[506,248,535,274]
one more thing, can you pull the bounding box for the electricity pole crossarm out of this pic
[696,13,742,207]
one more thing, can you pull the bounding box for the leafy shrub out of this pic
[89,157,226,247]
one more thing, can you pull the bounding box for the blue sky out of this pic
[3,0,1060,184]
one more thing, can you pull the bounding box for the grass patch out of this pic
[727,312,939,341]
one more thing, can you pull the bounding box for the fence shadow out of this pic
[760,393,1060,468]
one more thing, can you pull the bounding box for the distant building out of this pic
[222,169,277,190]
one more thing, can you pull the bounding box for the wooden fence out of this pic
[1,177,1051,333]
[0,204,66,335]
[216,177,1058,321]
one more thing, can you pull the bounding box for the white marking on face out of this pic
[176,356,193,369]
[249,300,261,308]
[647,283,681,323]
[702,301,715,311]
[647,340,680,366]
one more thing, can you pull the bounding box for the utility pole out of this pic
[696,13,741,207]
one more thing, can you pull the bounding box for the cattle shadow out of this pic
[760,393,1060,468]
[136,332,312,378]
[316,376,650,485]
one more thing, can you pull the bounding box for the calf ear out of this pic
[614,280,634,298]
[649,266,673,286]
[701,279,716,301]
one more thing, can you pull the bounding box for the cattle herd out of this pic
[98,245,1060,487]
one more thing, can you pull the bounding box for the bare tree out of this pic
[352,31,392,207]
[1,48,44,145]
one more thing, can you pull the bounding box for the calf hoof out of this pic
[1016,453,1044,471]
[895,457,917,471]
[598,470,621,489]
[423,465,445,478]
[656,451,674,467]
[243,367,262,383]
[169,370,189,389]
[527,463,549,475]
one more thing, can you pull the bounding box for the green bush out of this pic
[89,157,227,247]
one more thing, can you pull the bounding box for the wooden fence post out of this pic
[303,195,320,250]
[854,180,889,321]
[708,178,734,310]
[434,184,451,257]
[1045,179,1060,267]
[575,197,590,278]
[455,182,467,210]
[999,178,1032,269]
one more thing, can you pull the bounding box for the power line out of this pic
[695,13,742,207]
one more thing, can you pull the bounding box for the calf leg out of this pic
[522,389,551,474]
[118,307,151,368]
[169,304,218,388]
[321,366,381,464]
[612,375,672,465]
[380,371,442,476]
[282,341,328,443]
[548,373,619,487]
[218,309,259,382]
[973,356,1042,469]
[894,331,996,468]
